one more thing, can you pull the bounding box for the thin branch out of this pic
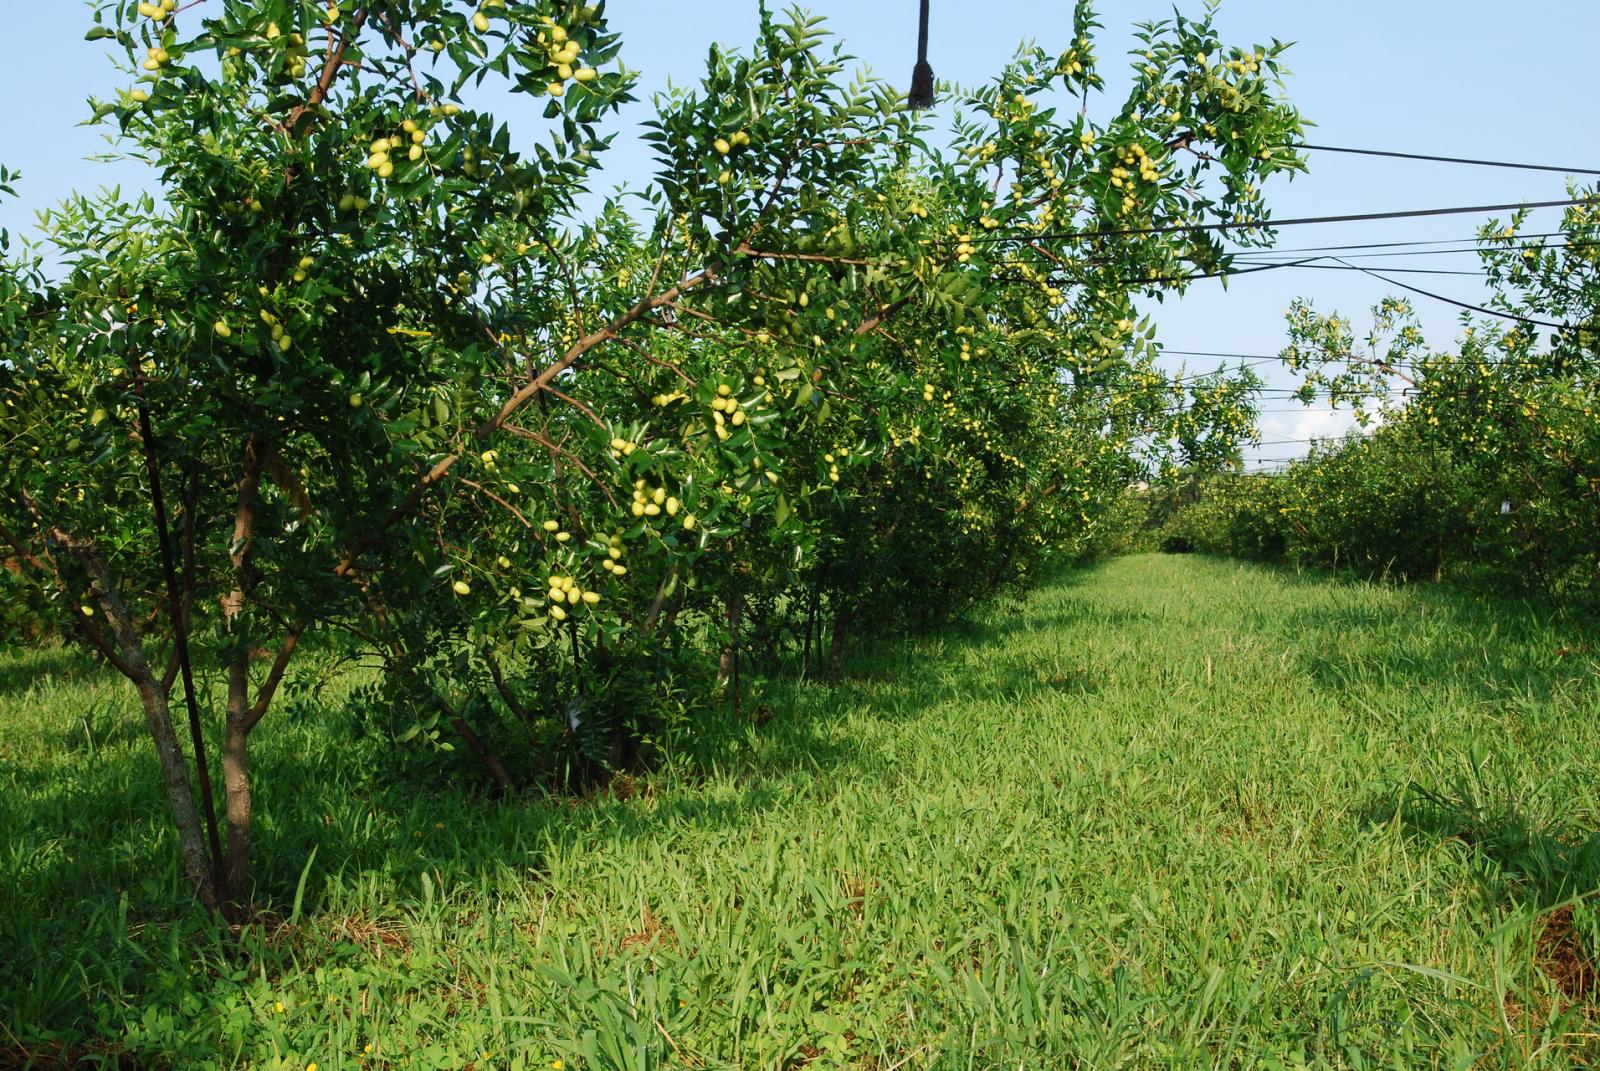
[457,476,534,528]
[542,383,605,426]
[735,243,888,267]
[243,625,304,731]
[501,424,621,510]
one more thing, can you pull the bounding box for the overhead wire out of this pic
[1327,257,1574,329]
[1293,143,1600,178]
[965,196,1591,245]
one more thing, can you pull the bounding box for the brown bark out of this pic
[450,715,516,794]
[719,589,744,715]
[485,651,532,725]
[828,613,847,675]
[220,439,267,904]
[222,672,254,899]
[80,539,219,909]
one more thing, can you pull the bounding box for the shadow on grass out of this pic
[1363,782,1600,1006]
[1202,555,1600,701]
[0,645,100,700]
[1368,784,1600,911]
[1,581,1069,1046]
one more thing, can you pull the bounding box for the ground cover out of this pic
[3,554,1597,1069]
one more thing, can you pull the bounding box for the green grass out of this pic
[3,554,1599,1069]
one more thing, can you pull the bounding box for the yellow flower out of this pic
[273,1001,285,1013]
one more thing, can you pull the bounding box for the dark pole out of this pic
[130,360,224,889]
[908,0,934,110]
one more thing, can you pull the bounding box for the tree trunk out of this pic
[86,546,219,909]
[222,654,255,902]
[719,589,743,715]
[40,521,220,909]
[136,671,220,910]
[219,439,266,906]
[449,712,516,794]
[828,612,847,676]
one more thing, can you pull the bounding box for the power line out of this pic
[969,196,1592,245]
[1222,232,1570,257]
[1236,238,1600,263]
[1295,143,1600,178]
[1328,257,1573,329]
[1233,259,1489,277]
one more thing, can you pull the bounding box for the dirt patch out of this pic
[1537,905,1595,1003]
[618,903,676,954]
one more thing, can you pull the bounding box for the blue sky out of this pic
[3,1,1597,463]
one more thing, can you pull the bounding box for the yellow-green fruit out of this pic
[574,67,597,81]
[581,591,600,605]
[549,605,568,621]
[714,138,731,155]
[497,556,512,569]
[213,320,232,338]
[473,11,490,32]
[542,519,560,532]
[682,514,697,531]
[348,393,362,408]
[452,579,471,596]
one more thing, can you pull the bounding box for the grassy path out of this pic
[3,555,1598,1068]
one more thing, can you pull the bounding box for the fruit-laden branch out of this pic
[333,272,711,580]
[457,477,534,529]
[500,424,621,510]
[286,7,369,137]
